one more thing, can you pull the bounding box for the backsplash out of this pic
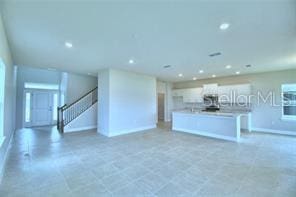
[173,97,252,112]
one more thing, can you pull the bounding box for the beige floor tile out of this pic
[71,180,111,197]
[135,172,169,193]
[156,182,189,197]
[101,172,131,192]
[1,125,295,196]
[112,182,153,197]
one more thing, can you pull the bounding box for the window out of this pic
[53,93,58,121]
[282,84,296,120]
[25,92,31,122]
[24,82,59,90]
[0,59,5,140]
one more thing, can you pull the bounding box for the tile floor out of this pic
[0,124,295,197]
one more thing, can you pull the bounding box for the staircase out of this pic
[57,87,98,133]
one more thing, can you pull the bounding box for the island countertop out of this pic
[172,110,251,118]
[172,110,252,142]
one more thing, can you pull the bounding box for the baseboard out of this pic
[108,125,156,137]
[64,125,97,133]
[0,133,14,184]
[252,127,296,136]
[173,127,238,142]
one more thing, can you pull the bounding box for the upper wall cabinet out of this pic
[183,88,203,103]
[203,83,218,95]
[172,88,203,103]
[172,89,185,97]
[173,83,251,103]
[218,85,232,103]
[218,84,251,103]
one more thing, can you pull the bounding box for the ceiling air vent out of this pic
[163,65,172,69]
[209,52,222,57]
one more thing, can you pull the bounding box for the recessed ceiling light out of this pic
[47,68,56,71]
[193,77,197,80]
[178,73,183,77]
[199,70,204,73]
[236,71,240,75]
[220,23,230,30]
[212,74,216,78]
[65,42,73,48]
[128,59,134,64]
[225,65,232,69]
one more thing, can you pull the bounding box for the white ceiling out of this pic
[1,0,296,82]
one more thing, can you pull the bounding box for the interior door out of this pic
[158,93,165,121]
[31,91,53,126]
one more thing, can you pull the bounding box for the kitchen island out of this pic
[172,110,251,142]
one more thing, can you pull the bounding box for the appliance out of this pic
[203,94,220,112]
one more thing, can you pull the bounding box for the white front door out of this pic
[31,91,53,126]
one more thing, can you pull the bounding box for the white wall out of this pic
[173,69,296,133]
[98,69,157,137]
[64,103,97,132]
[0,12,16,181]
[16,66,61,129]
[157,81,166,94]
[97,69,110,136]
[66,73,97,104]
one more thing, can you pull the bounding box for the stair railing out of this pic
[57,87,98,133]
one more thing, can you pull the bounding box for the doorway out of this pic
[24,89,58,127]
[158,93,165,122]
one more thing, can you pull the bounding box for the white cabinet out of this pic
[218,85,232,103]
[172,89,184,97]
[172,88,203,103]
[173,84,251,104]
[183,88,203,103]
[203,83,218,95]
[218,84,251,103]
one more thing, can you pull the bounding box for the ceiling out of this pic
[1,0,296,82]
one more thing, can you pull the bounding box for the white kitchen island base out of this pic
[172,111,251,142]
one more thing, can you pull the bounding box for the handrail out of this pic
[58,104,67,110]
[57,86,98,133]
[64,86,98,110]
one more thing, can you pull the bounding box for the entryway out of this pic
[23,83,59,127]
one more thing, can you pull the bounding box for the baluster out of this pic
[72,106,74,120]
[74,104,77,118]
[65,110,67,125]
[60,87,97,130]
[69,108,71,123]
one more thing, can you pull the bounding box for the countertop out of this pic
[173,109,251,118]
